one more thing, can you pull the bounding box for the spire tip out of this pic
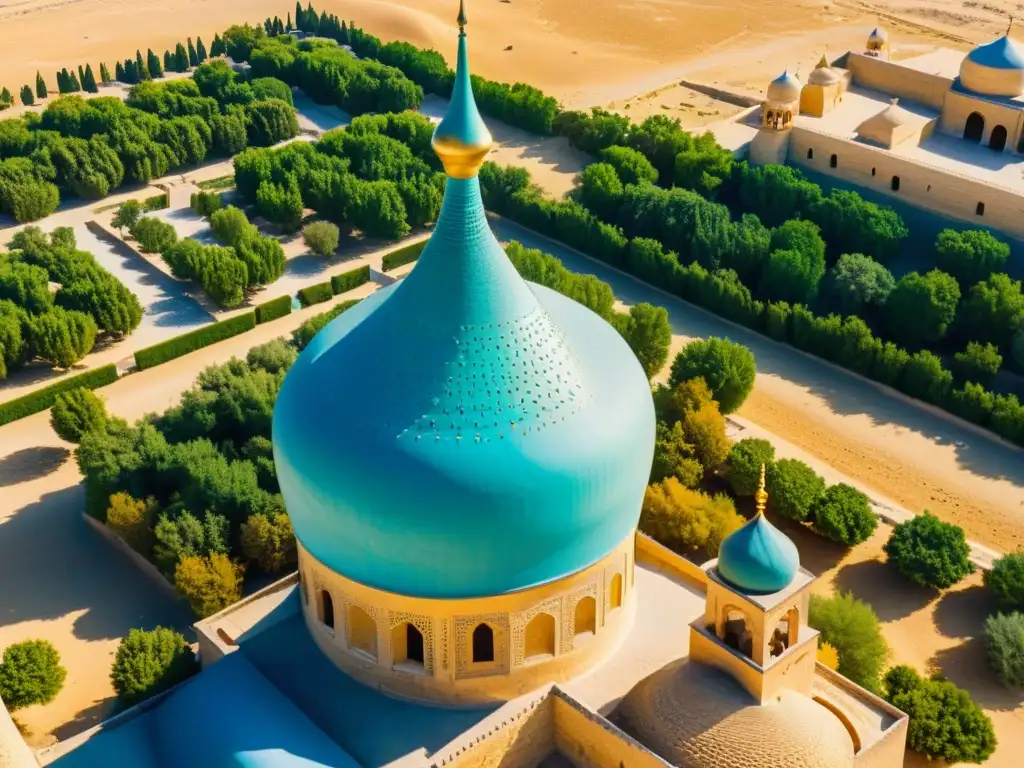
[458,0,467,32]
[755,463,768,517]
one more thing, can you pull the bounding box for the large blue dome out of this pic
[966,34,1024,69]
[272,27,655,600]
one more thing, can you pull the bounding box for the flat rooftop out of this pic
[893,49,963,80]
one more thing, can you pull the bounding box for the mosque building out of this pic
[747,23,1024,239]
[4,4,908,767]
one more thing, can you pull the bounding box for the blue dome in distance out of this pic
[717,465,800,594]
[967,34,1024,70]
[271,6,656,600]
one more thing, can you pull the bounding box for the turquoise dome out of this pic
[966,34,1024,69]
[717,514,800,595]
[272,24,655,599]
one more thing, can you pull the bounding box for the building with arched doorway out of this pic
[24,7,908,768]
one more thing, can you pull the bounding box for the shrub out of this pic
[724,438,775,496]
[245,339,297,374]
[29,307,97,368]
[951,341,1002,387]
[302,221,340,257]
[174,552,244,618]
[884,665,996,763]
[297,281,333,307]
[50,387,108,443]
[765,458,825,522]
[935,228,1010,287]
[984,612,1024,688]
[0,363,117,427]
[817,641,839,671]
[640,477,744,556]
[291,299,362,350]
[885,269,960,349]
[811,483,877,545]
[884,512,974,589]
[669,337,756,414]
[381,239,426,271]
[330,265,370,295]
[144,192,170,211]
[190,191,223,217]
[984,551,1024,613]
[112,199,142,233]
[105,492,157,554]
[0,640,67,710]
[110,627,199,707]
[598,145,658,185]
[254,294,291,324]
[618,303,672,379]
[240,512,297,572]
[130,217,178,253]
[676,382,731,471]
[650,421,703,486]
[134,312,256,370]
[152,511,229,577]
[809,592,889,692]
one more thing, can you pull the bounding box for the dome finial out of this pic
[1009,15,1014,35]
[431,0,493,178]
[755,463,768,517]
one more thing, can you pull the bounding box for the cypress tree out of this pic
[188,38,199,67]
[115,61,125,82]
[211,33,225,57]
[136,50,150,80]
[20,85,33,106]
[100,62,111,84]
[147,50,162,78]
[124,59,137,84]
[264,17,272,35]
[174,43,189,72]
[69,71,81,92]
[286,12,292,32]
[35,71,47,99]
[341,20,348,43]
[319,10,328,33]
[164,51,173,72]
[56,69,67,94]
[295,2,302,28]
[196,37,207,62]
[77,65,86,90]
[83,64,98,93]
[0,87,12,106]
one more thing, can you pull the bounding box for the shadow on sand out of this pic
[0,447,69,487]
[834,559,936,622]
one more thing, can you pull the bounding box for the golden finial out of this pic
[458,0,467,32]
[755,463,768,517]
[1009,15,1014,35]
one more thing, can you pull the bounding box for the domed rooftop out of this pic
[617,660,856,768]
[808,54,841,85]
[272,6,656,599]
[766,70,802,103]
[868,26,888,43]
[960,33,1024,96]
[716,465,799,594]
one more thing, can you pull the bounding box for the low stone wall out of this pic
[552,689,671,768]
[81,513,179,601]
[635,534,707,592]
[436,692,554,768]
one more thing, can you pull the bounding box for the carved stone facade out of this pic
[298,534,636,706]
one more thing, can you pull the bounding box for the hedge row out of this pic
[143,192,170,211]
[298,281,333,307]
[331,265,370,295]
[0,364,118,427]
[382,240,427,272]
[480,171,1024,448]
[254,295,292,324]
[134,312,256,370]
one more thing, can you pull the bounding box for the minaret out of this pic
[689,465,821,703]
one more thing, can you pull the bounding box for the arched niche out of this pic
[989,124,1007,151]
[574,595,597,637]
[524,613,556,660]
[720,605,753,659]
[347,604,377,659]
[472,623,495,663]
[391,622,425,669]
[610,573,623,610]
[320,590,334,629]
[770,606,799,659]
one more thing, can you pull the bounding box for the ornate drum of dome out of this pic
[960,34,1024,97]
[617,660,856,768]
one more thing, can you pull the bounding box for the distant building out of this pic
[5,6,908,768]
[749,24,1024,238]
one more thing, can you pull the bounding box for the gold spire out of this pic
[816,52,829,68]
[458,0,467,32]
[754,463,768,517]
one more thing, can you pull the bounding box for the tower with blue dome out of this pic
[272,0,655,704]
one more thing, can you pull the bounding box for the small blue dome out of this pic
[717,514,800,595]
[967,35,1024,69]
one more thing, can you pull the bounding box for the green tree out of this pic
[885,269,961,349]
[884,665,996,763]
[766,458,825,523]
[196,37,208,63]
[105,492,157,554]
[174,43,189,73]
[222,23,266,63]
[935,228,1010,287]
[641,477,743,556]
[0,640,66,710]
[112,199,142,234]
[147,49,163,79]
[811,483,877,545]
[598,145,658,185]
[291,299,361,349]
[984,551,1024,614]
[135,50,149,81]
[957,272,1024,355]
[99,62,112,84]
[190,191,223,218]
[884,512,974,589]
[163,50,173,72]
[35,71,47,99]
[669,337,756,414]
[0,87,12,107]
[673,377,732,471]
[302,221,339,257]
[240,512,297,572]
[19,85,34,106]
[82,64,98,93]
[809,592,889,692]
[951,341,1002,387]
[984,612,1024,688]
[130,217,178,253]
[256,177,303,232]
[759,248,824,304]
[618,302,671,379]
[210,33,226,58]
[578,162,624,220]
[246,338,296,374]
[187,38,199,68]
[50,387,107,443]
[174,552,244,618]
[724,438,775,496]
[251,76,293,105]
[826,252,895,316]
[650,421,703,486]
[152,510,230,576]
[110,627,199,707]
[29,307,97,368]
